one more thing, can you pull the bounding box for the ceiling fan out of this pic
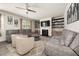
[16,3,36,13]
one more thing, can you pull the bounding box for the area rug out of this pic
[0,45,9,56]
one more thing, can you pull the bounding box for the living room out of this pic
[0,2,79,56]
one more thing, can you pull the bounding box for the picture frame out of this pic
[72,3,77,22]
[77,3,79,20]
[14,18,18,26]
[7,16,13,25]
[67,5,72,24]
[67,3,79,24]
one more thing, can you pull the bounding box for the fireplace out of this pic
[42,29,48,36]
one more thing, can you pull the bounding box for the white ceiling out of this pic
[0,3,67,20]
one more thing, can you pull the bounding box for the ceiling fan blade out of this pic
[16,3,36,13]
[16,7,36,13]
[16,7,26,10]
[26,3,36,13]
[27,9,36,13]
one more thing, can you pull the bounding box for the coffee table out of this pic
[31,34,40,41]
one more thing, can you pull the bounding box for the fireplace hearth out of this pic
[42,29,48,36]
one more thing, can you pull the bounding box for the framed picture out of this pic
[77,3,79,20]
[72,3,77,22]
[67,3,79,24]
[14,18,18,26]
[7,16,13,25]
[67,5,72,24]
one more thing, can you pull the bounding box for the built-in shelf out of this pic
[52,26,64,28]
[52,17,64,36]
[52,20,64,23]
[52,17,64,28]
[52,23,64,25]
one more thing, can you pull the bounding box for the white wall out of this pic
[0,14,6,41]
[64,3,79,33]
[40,17,52,36]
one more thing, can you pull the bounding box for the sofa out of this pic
[11,34,34,55]
[11,29,79,56]
[15,36,35,55]
[11,34,28,48]
[6,29,31,43]
[25,29,79,56]
[44,29,79,56]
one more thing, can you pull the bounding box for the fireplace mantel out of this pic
[40,17,52,36]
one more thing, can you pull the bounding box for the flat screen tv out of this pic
[41,20,50,27]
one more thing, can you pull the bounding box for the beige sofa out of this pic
[11,34,28,48]
[15,36,34,55]
[11,34,34,55]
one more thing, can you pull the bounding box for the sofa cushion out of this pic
[49,37,61,45]
[45,42,77,56]
[64,30,77,47]
[70,34,79,55]
[74,46,79,55]
[50,30,67,45]
[56,29,71,46]
[53,29,76,46]
[70,34,79,49]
